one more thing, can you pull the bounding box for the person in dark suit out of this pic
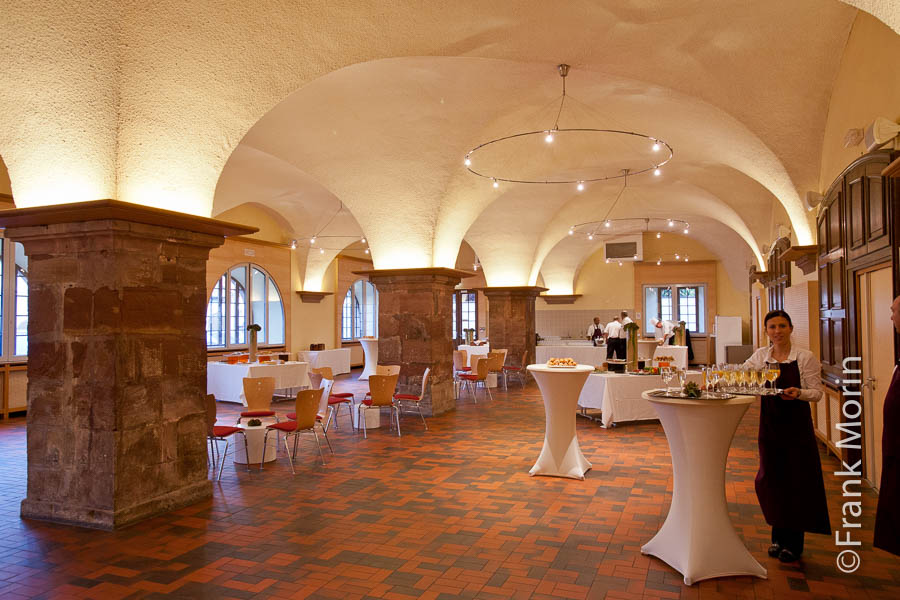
[874,295,900,556]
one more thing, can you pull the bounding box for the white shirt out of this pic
[586,323,602,338]
[742,345,824,402]
[604,320,623,339]
[618,316,633,338]
[655,319,677,341]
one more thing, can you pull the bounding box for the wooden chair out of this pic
[487,350,506,379]
[237,377,277,423]
[359,374,400,438]
[453,350,470,375]
[363,365,400,402]
[311,366,353,431]
[206,394,249,481]
[263,388,332,474]
[502,350,529,388]
[459,356,492,401]
[393,368,430,430]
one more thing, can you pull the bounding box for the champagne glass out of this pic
[676,367,687,390]
[661,366,675,394]
[765,364,780,392]
[747,369,759,394]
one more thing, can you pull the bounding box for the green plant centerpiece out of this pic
[463,327,475,345]
[624,322,640,372]
[247,323,261,362]
[674,321,687,346]
[682,381,702,398]
[247,418,262,427]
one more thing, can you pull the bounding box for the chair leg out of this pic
[217,439,230,481]
[320,424,334,454]
[418,402,428,430]
[359,405,367,439]
[241,432,250,472]
[284,433,296,475]
[394,405,401,437]
[486,380,493,401]
[312,428,326,465]
[325,405,334,433]
[260,431,270,472]
[292,431,300,459]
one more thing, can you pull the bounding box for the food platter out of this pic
[547,364,578,369]
[648,390,737,400]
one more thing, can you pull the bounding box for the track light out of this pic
[576,181,584,192]
[568,228,574,235]
[464,156,471,166]
[656,232,661,239]
[492,178,499,189]
[654,167,661,176]
[290,239,297,249]
[310,236,316,244]
[545,130,554,143]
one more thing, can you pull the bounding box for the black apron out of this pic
[591,326,604,347]
[874,366,900,555]
[755,360,831,534]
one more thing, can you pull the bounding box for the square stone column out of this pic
[479,287,547,369]
[354,268,470,416]
[0,200,254,529]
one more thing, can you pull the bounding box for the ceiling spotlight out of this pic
[361,237,366,243]
[290,239,297,249]
[618,261,623,267]
[464,156,471,166]
[654,167,661,176]
[310,236,316,244]
[656,232,661,239]
[364,248,370,254]
[605,258,610,264]
[473,262,479,271]
[604,220,611,228]
[492,178,499,189]
[657,258,662,266]
[319,247,325,254]
[588,234,594,241]
[633,254,638,259]
[568,228,574,235]
[545,130,554,143]
[668,220,674,227]
[675,254,680,260]
[684,256,689,262]
[576,181,584,192]
[683,228,689,234]
[652,141,661,152]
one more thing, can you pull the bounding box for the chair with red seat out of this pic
[359,373,400,438]
[459,356,492,402]
[206,393,249,481]
[237,377,277,424]
[262,388,331,474]
[311,366,353,431]
[362,365,400,402]
[502,350,529,388]
[393,367,430,430]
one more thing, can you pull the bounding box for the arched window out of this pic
[0,239,29,359]
[341,279,378,341]
[206,263,284,348]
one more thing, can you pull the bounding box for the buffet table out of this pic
[297,348,352,375]
[652,345,689,369]
[207,361,309,405]
[458,343,490,367]
[526,364,594,479]
[578,371,702,427]
[536,345,606,367]
[638,339,659,359]
[641,391,766,585]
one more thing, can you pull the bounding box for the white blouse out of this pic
[742,345,824,402]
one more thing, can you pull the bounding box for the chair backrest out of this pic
[520,350,529,368]
[308,370,323,390]
[376,365,401,376]
[368,374,399,406]
[292,389,321,430]
[487,351,504,372]
[242,377,275,411]
[474,356,490,379]
[420,367,431,397]
[204,394,217,437]
[312,366,335,381]
[453,350,467,371]
[317,378,334,416]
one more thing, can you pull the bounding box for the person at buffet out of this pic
[604,317,623,359]
[614,311,632,358]
[586,316,604,347]
[653,317,677,345]
[874,294,900,556]
[742,309,829,563]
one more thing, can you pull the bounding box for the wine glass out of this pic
[661,366,675,394]
[676,367,687,390]
[765,363,780,393]
[747,369,759,394]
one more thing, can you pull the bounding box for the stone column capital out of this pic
[475,286,548,298]
[353,267,473,287]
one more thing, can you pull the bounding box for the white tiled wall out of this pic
[536,308,634,340]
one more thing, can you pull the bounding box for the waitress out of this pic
[743,309,830,563]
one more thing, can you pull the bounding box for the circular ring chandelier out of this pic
[464,64,673,188]
[568,217,691,239]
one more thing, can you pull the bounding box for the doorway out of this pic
[858,265,893,488]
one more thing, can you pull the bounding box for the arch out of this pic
[206,263,285,348]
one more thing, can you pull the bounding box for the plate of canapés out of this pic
[547,357,578,368]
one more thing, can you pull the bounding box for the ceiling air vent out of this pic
[604,235,643,261]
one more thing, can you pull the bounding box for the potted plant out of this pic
[463,328,475,345]
[674,321,686,346]
[247,323,261,362]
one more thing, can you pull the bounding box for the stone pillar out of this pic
[0,200,254,529]
[355,268,470,417]
[480,286,547,369]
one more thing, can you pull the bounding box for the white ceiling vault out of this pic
[215,0,859,291]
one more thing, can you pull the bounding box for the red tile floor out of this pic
[0,371,898,599]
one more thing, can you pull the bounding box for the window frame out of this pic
[340,279,378,342]
[643,283,707,334]
[0,238,28,362]
[206,263,285,349]
[452,289,478,344]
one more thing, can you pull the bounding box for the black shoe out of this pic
[778,549,800,563]
[767,544,782,558]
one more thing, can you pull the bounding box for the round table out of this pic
[358,337,379,380]
[640,391,767,585]
[526,364,594,479]
[232,423,277,465]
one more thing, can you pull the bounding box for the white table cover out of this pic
[232,423,277,465]
[638,339,659,359]
[536,345,607,367]
[527,364,594,479]
[207,361,309,405]
[359,338,379,380]
[458,344,490,368]
[641,392,766,585]
[297,348,352,375]
[653,345,689,370]
[578,371,702,427]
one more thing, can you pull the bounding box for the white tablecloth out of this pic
[527,364,594,479]
[638,340,659,359]
[641,392,766,585]
[578,371,702,427]
[458,344,490,368]
[536,345,607,367]
[653,345,689,370]
[207,361,309,405]
[297,348,352,375]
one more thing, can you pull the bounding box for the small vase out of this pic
[464,330,474,345]
[249,330,258,363]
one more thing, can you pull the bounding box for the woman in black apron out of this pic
[873,294,900,556]
[743,309,830,563]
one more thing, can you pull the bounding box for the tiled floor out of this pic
[0,371,898,599]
